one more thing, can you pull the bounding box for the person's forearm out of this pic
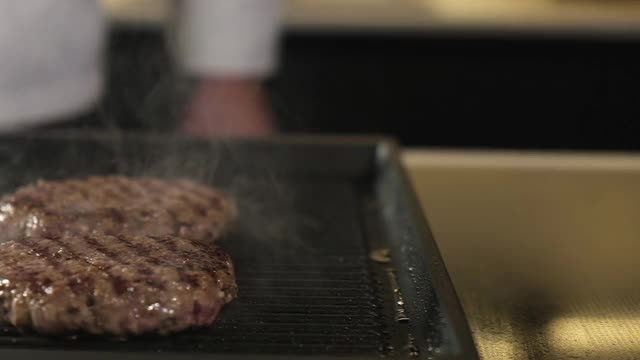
[182,77,274,137]
[173,0,282,137]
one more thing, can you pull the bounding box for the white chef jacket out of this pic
[0,0,282,130]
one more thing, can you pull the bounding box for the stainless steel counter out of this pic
[403,150,640,359]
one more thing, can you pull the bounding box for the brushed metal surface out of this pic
[404,150,640,360]
[101,0,640,33]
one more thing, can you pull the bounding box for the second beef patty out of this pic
[0,176,237,243]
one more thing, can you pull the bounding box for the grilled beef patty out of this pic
[0,176,239,335]
[0,176,237,243]
[0,233,237,335]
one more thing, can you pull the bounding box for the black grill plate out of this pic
[0,133,477,359]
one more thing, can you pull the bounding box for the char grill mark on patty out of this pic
[0,176,238,335]
[0,233,237,335]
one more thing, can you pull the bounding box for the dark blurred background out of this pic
[103,1,640,150]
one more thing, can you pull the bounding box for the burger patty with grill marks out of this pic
[0,176,237,243]
[0,176,238,336]
[0,233,237,335]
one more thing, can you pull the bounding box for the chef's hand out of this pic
[182,78,275,138]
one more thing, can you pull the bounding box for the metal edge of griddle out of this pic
[0,349,394,360]
[8,130,390,148]
[361,192,416,359]
[0,131,387,181]
[373,140,479,360]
